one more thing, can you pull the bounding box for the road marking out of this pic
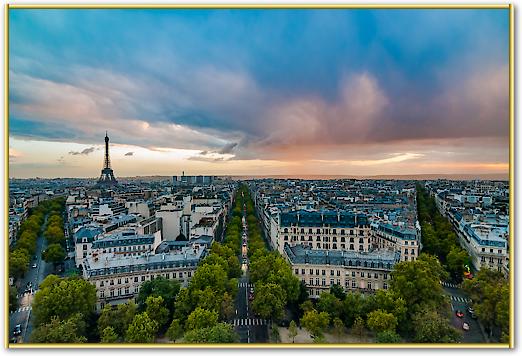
[450,295,471,303]
[231,318,268,327]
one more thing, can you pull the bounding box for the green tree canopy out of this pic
[301,309,329,338]
[366,309,398,333]
[9,248,30,279]
[42,243,66,265]
[186,307,219,331]
[100,326,119,343]
[252,282,286,321]
[32,276,97,327]
[125,312,158,343]
[411,306,461,343]
[136,276,181,313]
[316,292,342,321]
[97,302,137,338]
[145,295,170,331]
[30,313,87,343]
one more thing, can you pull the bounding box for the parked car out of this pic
[456,310,464,318]
[32,263,37,268]
[462,322,470,331]
[467,306,475,314]
[13,324,22,336]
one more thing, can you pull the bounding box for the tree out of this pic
[300,300,315,313]
[98,302,137,338]
[351,316,366,342]
[221,292,235,321]
[166,319,184,341]
[270,326,281,343]
[341,292,365,327]
[30,313,87,343]
[446,246,468,283]
[376,330,402,343]
[183,323,238,343]
[42,243,66,265]
[125,312,158,343]
[9,249,30,279]
[173,288,193,321]
[100,326,119,343]
[366,309,398,333]
[252,283,286,321]
[463,267,509,340]
[390,254,447,318]
[288,320,298,343]
[411,307,461,343]
[316,292,342,321]
[332,317,345,343]
[145,296,169,332]
[372,290,407,327]
[44,225,65,245]
[136,276,180,313]
[189,264,228,295]
[186,307,219,331]
[32,276,97,327]
[330,284,346,301]
[301,309,329,339]
[9,286,18,313]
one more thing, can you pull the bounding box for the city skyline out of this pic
[9,9,509,178]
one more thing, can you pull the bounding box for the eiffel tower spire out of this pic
[96,131,118,187]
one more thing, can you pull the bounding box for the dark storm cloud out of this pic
[68,146,96,156]
[9,9,509,161]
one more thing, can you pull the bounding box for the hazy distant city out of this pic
[8,7,510,347]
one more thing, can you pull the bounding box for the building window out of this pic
[350,244,354,250]
[188,271,192,277]
[100,290,104,298]
[368,281,372,289]
[374,273,378,279]
[383,282,388,290]
[411,248,415,255]
[352,271,356,277]
[110,289,114,297]
[317,243,321,248]
[330,279,334,285]
[118,278,122,284]
[322,270,326,276]
[330,270,334,276]
[284,236,288,241]
[404,256,408,261]
[110,280,114,286]
[341,237,345,242]
[341,229,345,235]
[333,243,337,249]
[361,272,365,277]
[302,269,305,274]
[352,281,356,288]
[134,277,138,282]
[322,279,326,286]
[316,278,320,286]
[310,269,314,275]
[141,276,145,281]
[384,273,388,280]
[295,269,299,275]
[337,270,340,276]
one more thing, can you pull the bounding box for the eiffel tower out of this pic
[96,132,118,187]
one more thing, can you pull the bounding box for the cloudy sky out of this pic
[9,9,509,178]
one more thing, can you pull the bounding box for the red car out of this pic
[456,310,464,318]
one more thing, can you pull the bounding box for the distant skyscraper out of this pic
[96,132,118,187]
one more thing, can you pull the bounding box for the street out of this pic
[231,196,268,343]
[9,215,52,343]
[442,284,487,343]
